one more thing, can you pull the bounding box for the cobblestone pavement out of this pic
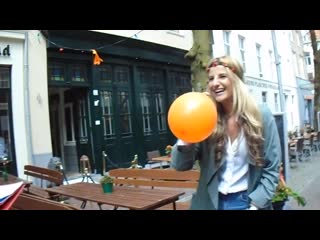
[285,150,320,210]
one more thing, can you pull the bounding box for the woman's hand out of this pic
[176,139,193,146]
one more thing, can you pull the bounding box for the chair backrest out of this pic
[296,138,304,152]
[24,165,63,186]
[12,193,79,210]
[147,150,160,161]
[109,168,200,189]
[303,136,313,146]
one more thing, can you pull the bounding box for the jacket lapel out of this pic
[206,144,225,185]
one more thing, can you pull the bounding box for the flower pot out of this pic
[272,201,286,210]
[102,183,113,193]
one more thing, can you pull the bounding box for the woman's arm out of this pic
[171,140,199,171]
[248,106,281,209]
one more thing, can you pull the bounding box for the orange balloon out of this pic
[168,92,218,143]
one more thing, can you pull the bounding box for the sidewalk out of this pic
[285,150,320,210]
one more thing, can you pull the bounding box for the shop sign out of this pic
[0,45,10,56]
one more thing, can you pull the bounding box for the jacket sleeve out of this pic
[171,142,200,171]
[248,106,281,209]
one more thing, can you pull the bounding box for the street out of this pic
[286,150,320,210]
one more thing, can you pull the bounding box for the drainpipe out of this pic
[24,31,34,165]
[271,30,289,181]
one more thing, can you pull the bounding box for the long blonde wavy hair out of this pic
[206,56,265,167]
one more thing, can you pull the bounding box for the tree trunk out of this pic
[185,30,213,92]
[310,30,320,131]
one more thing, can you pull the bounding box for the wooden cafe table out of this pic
[45,182,185,210]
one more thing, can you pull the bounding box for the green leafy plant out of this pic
[99,175,114,184]
[272,165,306,207]
[165,145,172,156]
[272,185,306,206]
[130,154,142,169]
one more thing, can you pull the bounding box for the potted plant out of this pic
[272,165,306,210]
[99,175,114,193]
[165,145,172,157]
[130,154,142,169]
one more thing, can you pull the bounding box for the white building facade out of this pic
[211,30,309,132]
[211,30,310,179]
[0,30,52,178]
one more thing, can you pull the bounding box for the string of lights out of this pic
[42,30,144,52]
[39,30,144,65]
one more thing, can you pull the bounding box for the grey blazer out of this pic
[171,105,281,210]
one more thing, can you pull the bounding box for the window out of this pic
[49,63,88,83]
[64,103,75,144]
[274,93,279,112]
[48,63,65,81]
[284,94,288,109]
[256,44,262,77]
[304,52,311,65]
[262,91,267,104]
[0,66,11,160]
[303,32,310,42]
[118,91,132,136]
[140,93,152,135]
[115,66,129,84]
[155,93,166,132]
[238,35,246,72]
[99,66,112,84]
[71,65,87,82]
[78,99,88,143]
[0,67,10,88]
[101,91,115,138]
[269,50,273,81]
[223,31,231,56]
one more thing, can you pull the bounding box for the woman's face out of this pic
[207,65,233,106]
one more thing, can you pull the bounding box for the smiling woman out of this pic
[171,56,281,210]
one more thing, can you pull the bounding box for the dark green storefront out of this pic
[47,30,191,175]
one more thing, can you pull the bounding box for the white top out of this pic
[218,129,249,194]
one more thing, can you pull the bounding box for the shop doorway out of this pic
[49,87,93,178]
